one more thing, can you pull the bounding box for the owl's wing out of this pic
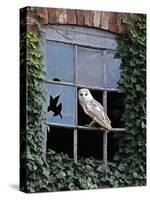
[86,99,112,131]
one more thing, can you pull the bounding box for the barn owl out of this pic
[78,88,112,131]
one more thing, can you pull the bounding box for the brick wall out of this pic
[21,7,127,34]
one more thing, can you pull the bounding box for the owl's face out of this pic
[78,88,93,103]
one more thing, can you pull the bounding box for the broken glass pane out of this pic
[46,41,74,83]
[47,127,73,157]
[107,92,125,128]
[105,50,121,88]
[78,129,103,159]
[77,46,104,88]
[46,83,75,125]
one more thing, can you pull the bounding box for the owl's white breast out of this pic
[81,101,91,114]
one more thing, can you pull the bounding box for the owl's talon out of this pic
[89,120,95,127]
[84,124,89,127]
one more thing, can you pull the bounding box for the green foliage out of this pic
[114,14,146,184]
[20,13,146,193]
[46,149,145,192]
[20,32,49,193]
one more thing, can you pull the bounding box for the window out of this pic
[41,25,125,164]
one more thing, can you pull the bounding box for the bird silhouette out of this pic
[47,94,62,119]
[53,78,61,82]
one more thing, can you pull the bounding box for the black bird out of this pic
[47,95,62,118]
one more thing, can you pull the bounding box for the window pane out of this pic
[78,130,103,159]
[47,127,73,158]
[46,41,74,83]
[46,84,75,125]
[77,47,104,87]
[105,50,121,88]
[107,92,124,128]
[107,132,124,161]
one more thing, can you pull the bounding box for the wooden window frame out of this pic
[40,25,125,165]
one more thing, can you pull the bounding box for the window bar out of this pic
[45,80,120,92]
[74,45,78,163]
[103,91,108,166]
[45,122,126,132]
[73,129,78,163]
[103,50,108,166]
[45,79,75,87]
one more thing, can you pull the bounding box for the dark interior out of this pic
[107,92,125,128]
[46,127,121,161]
[78,129,103,159]
[108,132,117,161]
[108,131,125,161]
[47,127,73,158]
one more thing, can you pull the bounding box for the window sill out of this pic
[45,122,126,132]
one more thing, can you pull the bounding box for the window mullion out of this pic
[103,50,108,166]
[74,45,78,163]
[73,129,78,163]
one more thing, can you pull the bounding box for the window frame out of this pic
[40,25,125,165]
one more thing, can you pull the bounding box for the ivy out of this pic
[114,14,146,184]
[45,149,145,192]
[20,9,146,193]
[20,31,49,193]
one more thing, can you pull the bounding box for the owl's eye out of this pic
[80,93,83,96]
[85,93,88,96]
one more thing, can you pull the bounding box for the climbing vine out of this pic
[20,8,146,192]
[20,31,49,192]
[114,14,146,185]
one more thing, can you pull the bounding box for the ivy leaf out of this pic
[141,121,146,129]
[136,84,142,91]
[131,77,136,83]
